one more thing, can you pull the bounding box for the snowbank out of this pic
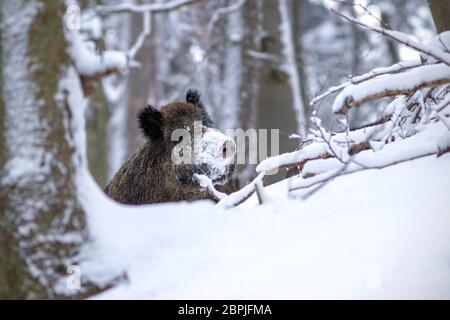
[84,150,450,299]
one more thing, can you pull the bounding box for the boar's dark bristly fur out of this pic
[104,89,227,205]
[137,104,164,141]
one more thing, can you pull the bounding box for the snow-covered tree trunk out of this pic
[0,0,94,299]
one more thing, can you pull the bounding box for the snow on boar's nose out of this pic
[197,129,236,164]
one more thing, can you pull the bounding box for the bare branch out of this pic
[432,110,450,131]
[290,150,437,194]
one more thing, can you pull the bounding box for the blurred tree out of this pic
[86,88,110,187]
[428,0,450,33]
[292,0,310,119]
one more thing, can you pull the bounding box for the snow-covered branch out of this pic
[332,63,450,114]
[195,174,227,202]
[307,9,450,117]
[289,122,449,193]
[96,0,200,14]
[93,0,201,69]
[67,0,247,93]
[331,9,450,67]
[256,142,330,174]
[309,60,426,107]
[64,26,127,95]
[247,79,450,204]
[217,173,265,209]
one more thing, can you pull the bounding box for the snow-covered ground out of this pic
[82,149,450,299]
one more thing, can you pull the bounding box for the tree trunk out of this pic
[428,0,450,33]
[256,0,300,184]
[0,0,92,299]
[87,88,111,188]
[277,0,307,137]
[292,0,310,128]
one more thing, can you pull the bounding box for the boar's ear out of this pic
[186,88,213,126]
[138,105,163,141]
[186,88,205,110]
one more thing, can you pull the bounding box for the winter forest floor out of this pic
[83,148,450,299]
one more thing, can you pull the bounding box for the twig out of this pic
[290,151,437,194]
[216,173,264,209]
[331,8,450,67]
[194,174,227,202]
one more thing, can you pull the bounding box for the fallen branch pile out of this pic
[216,8,450,208]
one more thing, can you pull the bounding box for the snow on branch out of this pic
[332,63,450,114]
[289,122,449,195]
[218,5,450,208]
[95,0,200,60]
[96,0,200,14]
[254,179,272,205]
[92,0,201,68]
[309,60,426,107]
[256,143,330,174]
[311,10,450,111]
[436,93,450,113]
[236,84,449,205]
[66,0,246,96]
[65,29,127,77]
[317,9,450,115]
[217,173,265,209]
[195,174,227,202]
[331,9,450,67]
